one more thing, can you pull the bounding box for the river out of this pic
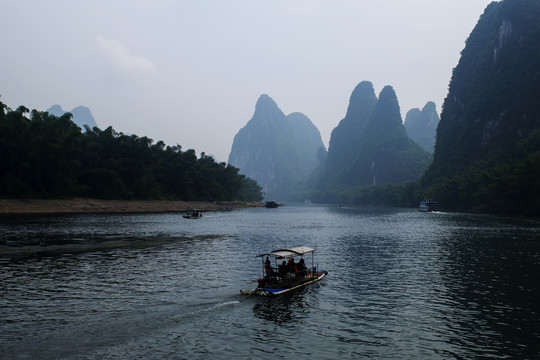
[1,204,539,359]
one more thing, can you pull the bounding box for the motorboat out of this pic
[241,246,327,296]
[419,199,439,212]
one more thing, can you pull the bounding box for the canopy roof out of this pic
[257,246,315,259]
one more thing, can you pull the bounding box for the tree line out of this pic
[0,102,263,202]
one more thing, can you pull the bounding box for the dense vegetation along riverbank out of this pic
[0,105,263,202]
[0,198,262,214]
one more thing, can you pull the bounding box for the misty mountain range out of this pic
[228,0,540,215]
[229,83,436,200]
[318,82,433,188]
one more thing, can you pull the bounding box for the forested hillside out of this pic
[0,103,262,202]
[420,0,540,215]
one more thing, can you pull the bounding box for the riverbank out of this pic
[0,198,263,215]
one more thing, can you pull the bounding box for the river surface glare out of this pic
[1,205,539,359]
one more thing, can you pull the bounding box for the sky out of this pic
[1,0,495,162]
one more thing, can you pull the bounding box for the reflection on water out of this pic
[0,207,539,359]
[252,287,314,324]
[434,221,540,359]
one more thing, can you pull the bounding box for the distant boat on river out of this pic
[183,209,203,218]
[264,201,281,208]
[419,199,439,212]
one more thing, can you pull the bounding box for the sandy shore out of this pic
[0,198,262,214]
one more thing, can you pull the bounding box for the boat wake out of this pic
[173,299,240,321]
[216,300,240,307]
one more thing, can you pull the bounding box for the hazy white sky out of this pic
[1,0,494,162]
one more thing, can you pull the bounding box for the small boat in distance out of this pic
[264,201,281,208]
[183,209,203,218]
[419,199,439,212]
[241,246,328,296]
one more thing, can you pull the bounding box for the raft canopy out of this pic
[257,246,315,259]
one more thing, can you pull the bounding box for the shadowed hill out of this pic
[421,0,540,214]
[315,82,431,191]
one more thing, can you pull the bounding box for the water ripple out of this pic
[0,207,539,359]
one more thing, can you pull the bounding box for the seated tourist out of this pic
[278,261,287,278]
[287,258,296,276]
[264,257,276,277]
[297,258,307,279]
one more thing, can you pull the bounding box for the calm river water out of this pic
[1,205,539,359]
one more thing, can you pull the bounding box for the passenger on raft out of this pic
[278,261,288,278]
[282,258,296,279]
[297,258,307,279]
[264,257,277,277]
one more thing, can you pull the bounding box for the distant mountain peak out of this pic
[256,94,277,108]
[345,81,377,120]
[72,105,91,113]
[378,85,398,104]
[251,94,285,125]
[371,85,402,128]
[404,101,440,154]
[47,104,65,117]
[46,104,98,130]
[229,94,324,199]
[422,101,436,113]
